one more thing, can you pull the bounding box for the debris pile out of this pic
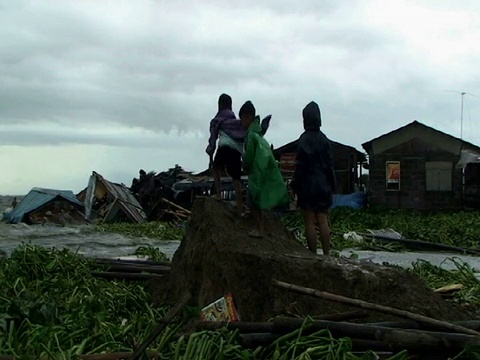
[3,165,202,225]
[157,196,470,323]
[129,165,211,220]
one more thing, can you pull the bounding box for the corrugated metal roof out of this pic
[4,187,84,224]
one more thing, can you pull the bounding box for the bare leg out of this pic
[258,209,264,235]
[316,212,331,255]
[250,207,264,237]
[233,179,243,215]
[303,210,317,253]
[213,166,222,200]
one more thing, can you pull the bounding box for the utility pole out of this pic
[460,92,466,140]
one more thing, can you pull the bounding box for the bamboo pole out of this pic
[366,320,480,332]
[272,279,480,337]
[195,311,368,332]
[272,318,480,350]
[93,258,172,267]
[90,263,171,274]
[128,292,191,360]
[237,320,480,351]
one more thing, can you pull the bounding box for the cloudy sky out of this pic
[1,0,480,195]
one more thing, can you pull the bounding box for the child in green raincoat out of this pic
[239,101,289,238]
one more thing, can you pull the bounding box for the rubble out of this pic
[129,165,214,221]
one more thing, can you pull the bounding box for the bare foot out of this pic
[248,229,263,238]
[240,210,250,218]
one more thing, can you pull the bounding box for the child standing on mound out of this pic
[239,101,289,238]
[290,101,335,255]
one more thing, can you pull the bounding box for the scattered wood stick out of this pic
[434,284,464,293]
[164,210,189,219]
[91,271,164,281]
[272,279,480,337]
[128,292,191,360]
[161,198,191,215]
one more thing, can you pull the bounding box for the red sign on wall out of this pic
[280,153,296,176]
[386,161,401,191]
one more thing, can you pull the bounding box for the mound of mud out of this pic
[155,197,469,322]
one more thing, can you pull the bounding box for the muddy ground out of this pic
[151,197,471,322]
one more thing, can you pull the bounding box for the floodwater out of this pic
[0,195,179,259]
[0,222,181,259]
[2,195,480,271]
[1,221,480,272]
[339,249,480,271]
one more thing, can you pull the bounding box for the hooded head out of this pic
[218,93,232,111]
[302,101,321,131]
[239,101,256,129]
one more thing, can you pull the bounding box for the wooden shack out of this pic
[362,120,480,210]
[273,140,367,194]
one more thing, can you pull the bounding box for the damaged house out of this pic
[81,171,147,224]
[4,188,84,225]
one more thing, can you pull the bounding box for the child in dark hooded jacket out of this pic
[290,101,335,255]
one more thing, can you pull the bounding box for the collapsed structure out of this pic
[82,171,147,224]
[3,188,84,225]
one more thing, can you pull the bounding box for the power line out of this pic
[444,90,480,98]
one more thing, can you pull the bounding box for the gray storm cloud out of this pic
[0,0,479,147]
[2,0,480,194]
